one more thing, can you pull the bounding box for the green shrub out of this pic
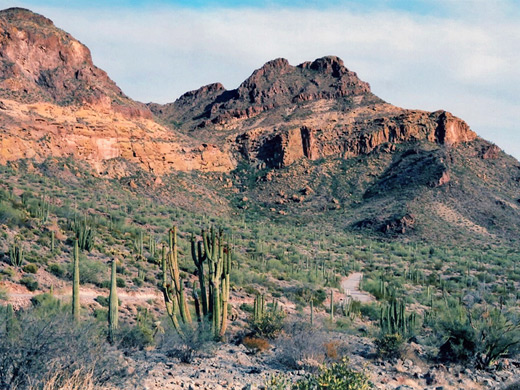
[251,310,286,339]
[359,302,380,321]
[116,277,126,288]
[292,358,373,389]
[20,276,38,291]
[374,333,405,360]
[1,267,15,278]
[117,323,154,350]
[23,263,38,274]
[48,263,65,277]
[68,257,105,286]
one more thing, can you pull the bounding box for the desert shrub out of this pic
[116,277,126,288]
[251,309,286,339]
[243,336,270,353]
[0,302,129,389]
[0,201,25,227]
[292,358,373,389]
[374,333,405,360]
[359,302,380,321]
[22,263,38,274]
[275,322,340,370]
[1,267,15,278]
[240,303,254,313]
[436,313,477,364]
[20,276,38,292]
[264,373,292,390]
[158,321,215,364]
[0,287,7,301]
[68,257,105,286]
[30,293,60,309]
[48,263,65,277]
[117,323,154,351]
[433,306,520,368]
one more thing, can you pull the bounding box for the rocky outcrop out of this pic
[0,99,233,174]
[481,144,501,160]
[236,109,476,167]
[0,8,150,118]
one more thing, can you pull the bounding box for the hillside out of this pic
[1,7,520,390]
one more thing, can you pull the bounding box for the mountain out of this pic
[1,7,519,244]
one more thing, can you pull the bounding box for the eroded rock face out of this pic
[235,109,476,167]
[0,100,233,174]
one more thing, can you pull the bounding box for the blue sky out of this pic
[1,0,519,158]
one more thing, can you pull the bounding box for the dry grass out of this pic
[243,336,271,353]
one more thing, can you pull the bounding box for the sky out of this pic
[1,0,519,158]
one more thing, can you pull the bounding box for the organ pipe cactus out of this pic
[254,294,265,321]
[380,298,416,337]
[5,303,14,336]
[108,259,118,343]
[9,240,24,267]
[201,227,231,338]
[161,227,191,334]
[160,226,232,340]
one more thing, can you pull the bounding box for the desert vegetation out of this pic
[0,159,520,389]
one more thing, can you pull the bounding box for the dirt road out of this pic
[340,272,374,303]
[5,286,161,309]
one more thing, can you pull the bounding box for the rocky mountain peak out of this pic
[0,8,150,118]
[300,55,347,76]
[0,7,54,26]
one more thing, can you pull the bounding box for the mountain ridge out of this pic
[0,7,519,244]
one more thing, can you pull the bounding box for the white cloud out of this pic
[1,1,519,158]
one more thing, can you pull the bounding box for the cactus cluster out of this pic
[9,240,24,267]
[160,226,232,340]
[191,227,232,338]
[134,231,144,260]
[71,216,94,252]
[253,294,266,321]
[380,298,416,337]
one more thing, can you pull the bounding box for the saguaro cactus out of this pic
[72,239,80,322]
[330,290,334,322]
[108,259,118,343]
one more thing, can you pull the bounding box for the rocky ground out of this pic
[132,335,520,390]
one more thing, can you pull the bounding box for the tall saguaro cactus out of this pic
[200,227,232,338]
[161,227,193,335]
[108,259,118,343]
[72,239,80,322]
